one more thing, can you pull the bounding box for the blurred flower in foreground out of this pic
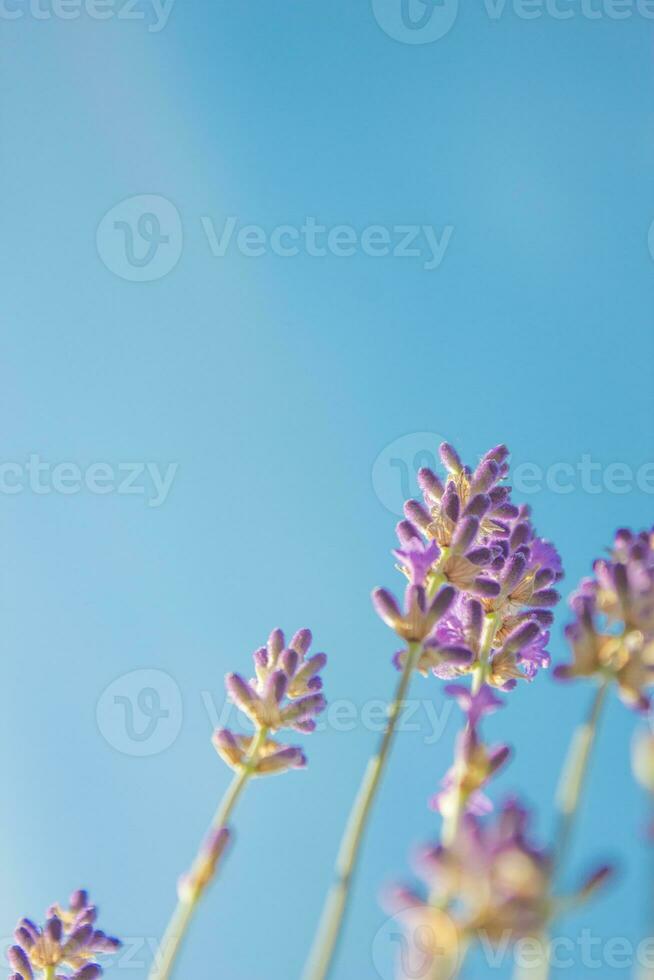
[556,528,654,710]
[214,627,327,776]
[383,800,611,980]
[7,890,120,980]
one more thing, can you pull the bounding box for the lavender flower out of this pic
[7,891,120,980]
[215,628,327,776]
[383,800,611,976]
[430,726,511,819]
[556,528,654,710]
[153,625,328,980]
[372,584,456,644]
[379,443,562,690]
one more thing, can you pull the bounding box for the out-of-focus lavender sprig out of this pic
[431,685,510,826]
[552,530,654,897]
[382,799,611,980]
[153,627,326,980]
[7,890,120,980]
[556,528,654,711]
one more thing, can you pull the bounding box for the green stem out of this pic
[149,726,268,980]
[554,678,609,872]
[301,641,422,980]
[441,612,499,847]
[527,680,610,980]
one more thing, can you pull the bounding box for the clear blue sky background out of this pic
[2,4,653,979]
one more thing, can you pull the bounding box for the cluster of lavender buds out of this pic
[375,443,563,690]
[214,628,327,776]
[7,891,120,980]
[384,800,611,980]
[556,528,654,710]
[431,684,510,822]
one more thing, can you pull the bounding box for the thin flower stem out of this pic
[554,678,610,872]
[149,725,269,980]
[441,611,499,847]
[302,641,423,980]
[509,681,610,980]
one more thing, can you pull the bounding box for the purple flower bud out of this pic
[470,460,499,495]
[45,916,63,943]
[503,551,527,588]
[452,517,479,553]
[257,746,307,774]
[280,648,299,677]
[439,442,463,474]
[225,673,259,713]
[7,946,33,980]
[430,585,456,621]
[442,486,460,524]
[290,629,312,655]
[417,467,444,500]
[465,546,492,567]
[493,502,520,520]
[372,588,402,630]
[267,628,285,661]
[70,891,89,912]
[530,589,560,608]
[510,522,531,550]
[404,499,432,532]
[396,519,420,545]
[503,621,541,655]
[471,577,501,598]
[73,966,102,980]
[464,493,491,518]
[481,444,509,466]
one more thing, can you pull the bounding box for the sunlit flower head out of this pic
[7,891,120,980]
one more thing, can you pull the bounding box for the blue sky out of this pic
[2,3,654,978]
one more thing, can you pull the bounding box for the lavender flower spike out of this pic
[152,626,327,980]
[556,528,654,710]
[7,892,120,980]
[383,799,611,971]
